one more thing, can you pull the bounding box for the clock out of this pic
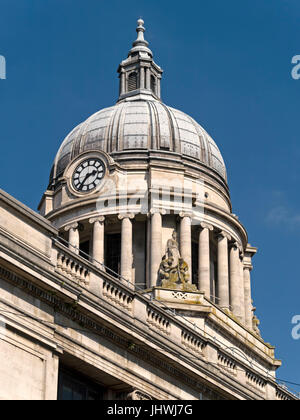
[72,158,105,192]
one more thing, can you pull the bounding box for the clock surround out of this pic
[72,158,105,193]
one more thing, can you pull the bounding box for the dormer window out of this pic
[128,72,138,92]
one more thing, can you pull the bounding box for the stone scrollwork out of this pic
[159,231,197,292]
[127,390,152,400]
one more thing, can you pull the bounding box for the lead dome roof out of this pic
[49,20,227,187]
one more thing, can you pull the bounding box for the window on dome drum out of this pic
[128,72,138,92]
[150,75,156,94]
[58,368,104,400]
[105,233,121,276]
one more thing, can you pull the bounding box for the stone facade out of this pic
[0,20,296,400]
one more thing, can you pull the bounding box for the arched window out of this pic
[151,75,156,94]
[128,72,138,92]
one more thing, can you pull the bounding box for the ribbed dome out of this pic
[50,99,227,185]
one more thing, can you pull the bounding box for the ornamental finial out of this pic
[132,18,149,48]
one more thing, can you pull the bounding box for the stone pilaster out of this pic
[217,231,231,309]
[145,67,151,90]
[229,242,242,320]
[244,266,253,329]
[198,222,213,297]
[243,244,257,330]
[140,65,145,89]
[157,77,161,99]
[120,70,125,95]
[239,253,246,324]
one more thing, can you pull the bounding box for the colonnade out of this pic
[65,212,254,329]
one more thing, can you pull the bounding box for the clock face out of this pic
[72,158,105,192]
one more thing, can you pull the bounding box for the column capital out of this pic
[64,222,78,232]
[118,213,135,221]
[216,230,231,241]
[229,241,239,251]
[229,239,243,251]
[89,216,105,224]
[178,212,193,219]
[149,209,167,216]
[243,264,253,272]
[199,222,214,231]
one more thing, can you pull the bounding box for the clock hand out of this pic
[78,170,97,190]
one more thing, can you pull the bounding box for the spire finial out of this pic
[117,19,163,102]
[133,18,149,48]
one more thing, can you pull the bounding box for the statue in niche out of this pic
[159,231,197,292]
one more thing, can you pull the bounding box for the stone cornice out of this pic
[0,189,57,235]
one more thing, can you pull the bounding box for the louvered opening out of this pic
[128,72,138,92]
[150,75,156,94]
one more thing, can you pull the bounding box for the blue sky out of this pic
[0,0,300,392]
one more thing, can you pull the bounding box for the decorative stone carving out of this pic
[89,215,105,225]
[127,390,152,401]
[165,230,181,267]
[252,304,261,337]
[64,222,79,232]
[159,231,197,292]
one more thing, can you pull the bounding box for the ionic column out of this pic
[229,242,242,319]
[157,77,161,99]
[179,213,192,283]
[217,231,230,309]
[244,266,253,329]
[150,211,162,287]
[89,216,105,268]
[198,222,213,297]
[65,223,80,255]
[118,214,134,283]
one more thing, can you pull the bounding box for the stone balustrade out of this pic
[56,245,90,285]
[245,370,267,394]
[51,239,294,400]
[217,351,237,376]
[146,307,171,335]
[181,330,206,355]
[103,279,134,312]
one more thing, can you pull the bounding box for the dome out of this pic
[49,19,227,188]
[50,99,227,186]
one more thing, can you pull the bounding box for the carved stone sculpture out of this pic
[127,390,152,400]
[159,231,197,292]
